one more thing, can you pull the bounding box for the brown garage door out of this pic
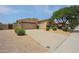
[21,22,37,29]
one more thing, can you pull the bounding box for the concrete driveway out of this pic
[26,29,69,52]
[55,26,79,53]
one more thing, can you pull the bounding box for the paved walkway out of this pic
[26,30,69,52]
[55,26,79,53]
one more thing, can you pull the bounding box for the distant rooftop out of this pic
[17,18,39,21]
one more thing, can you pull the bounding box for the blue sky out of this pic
[0,5,69,24]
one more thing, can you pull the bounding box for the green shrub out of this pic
[15,28,20,33]
[46,27,49,31]
[15,28,26,36]
[46,25,50,31]
[62,27,68,31]
[51,26,57,31]
[36,25,39,29]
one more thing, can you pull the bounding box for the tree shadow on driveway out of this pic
[70,30,79,33]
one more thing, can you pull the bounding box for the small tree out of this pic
[46,25,50,31]
[51,25,57,31]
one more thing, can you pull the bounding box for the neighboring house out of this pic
[0,23,8,30]
[0,22,13,30]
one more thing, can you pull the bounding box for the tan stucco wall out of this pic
[13,24,21,29]
[38,21,48,29]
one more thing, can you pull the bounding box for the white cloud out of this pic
[0,6,18,15]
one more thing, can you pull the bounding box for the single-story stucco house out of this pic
[15,18,39,29]
[15,18,52,29]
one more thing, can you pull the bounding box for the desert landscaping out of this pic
[0,30,48,53]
